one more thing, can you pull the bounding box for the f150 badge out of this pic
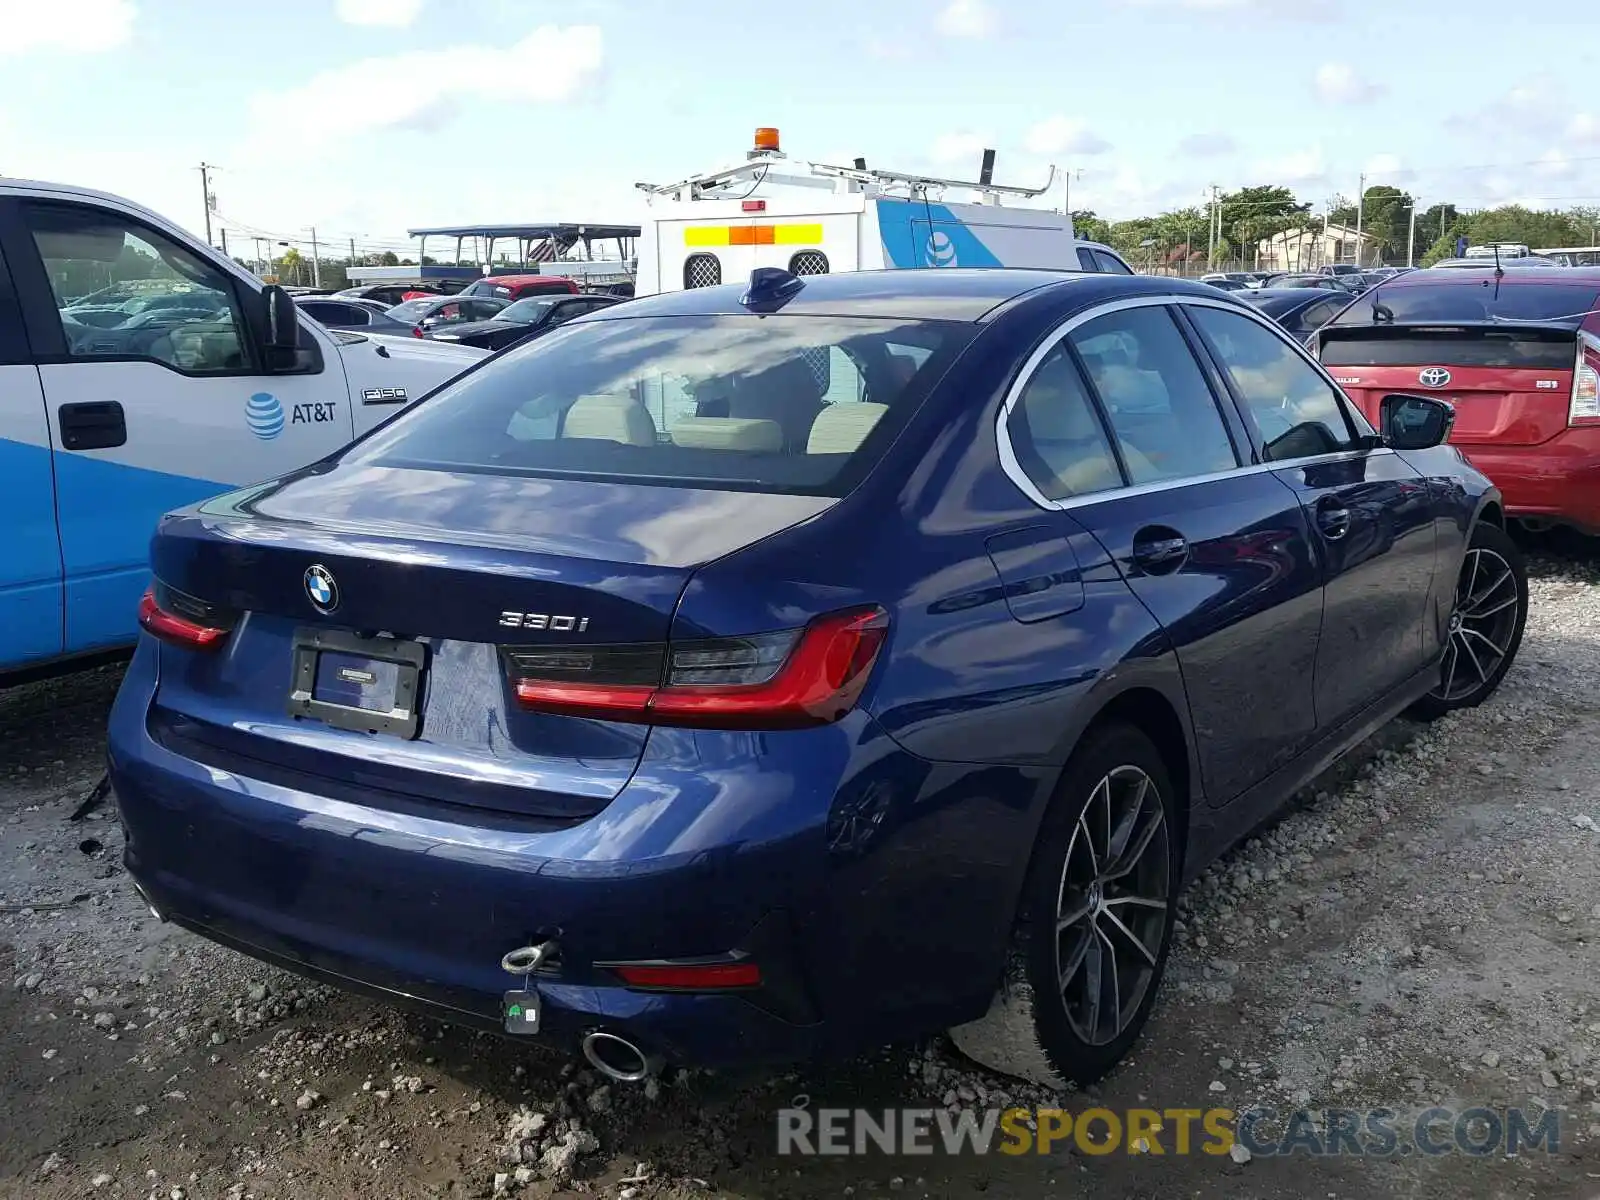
[362,387,408,404]
[500,612,591,632]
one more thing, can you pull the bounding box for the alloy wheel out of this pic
[1433,547,1521,703]
[1054,765,1172,1047]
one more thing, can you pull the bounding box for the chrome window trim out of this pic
[994,292,1385,512]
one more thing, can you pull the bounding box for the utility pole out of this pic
[1354,172,1366,266]
[1206,185,1219,269]
[1407,197,1418,268]
[308,227,322,288]
[349,236,357,263]
[196,162,217,247]
[253,237,269,276]
[220,228,229,259]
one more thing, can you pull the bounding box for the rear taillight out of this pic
[412,326,424,338]
[505,606,889,730]
[1571,336,1600,426]
[137,583,233,651]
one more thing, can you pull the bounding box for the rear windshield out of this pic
[348,314,976,495]
[1328,281,1600,327]
[1320,327,1577,369]
[387,299,432,320]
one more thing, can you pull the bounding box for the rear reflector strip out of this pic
[610,962,762,990]
[505,606,889,730]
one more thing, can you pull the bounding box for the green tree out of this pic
[1218,185,1309,265]
[1070,210,1112,245]
[379,250,400,267]
[1358,185,1413,264]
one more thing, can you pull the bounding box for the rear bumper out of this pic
[1457,427,1600,532]
[108,639,1044,1069]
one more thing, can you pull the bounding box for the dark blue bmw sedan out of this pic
[108,266,1527,1088]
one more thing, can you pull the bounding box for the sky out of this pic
[3,0,1600,260]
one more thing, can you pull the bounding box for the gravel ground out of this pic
[4,545,1600,1199]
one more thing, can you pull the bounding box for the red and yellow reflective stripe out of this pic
[684,223,824,247]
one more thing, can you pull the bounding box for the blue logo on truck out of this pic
[246,393,284,440]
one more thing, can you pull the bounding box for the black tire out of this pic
[1410,520,1528,721]
[1015,723,1181,1086]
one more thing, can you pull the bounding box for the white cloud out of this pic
[0,0,135,55]
[336,0,422,27]
[1024,116,1111,157]
[1314,62,1384,105]
[1567,113,1600,145]
[935,0,994,38]
[248,25,603,152]
[929,132,990,166]
[1119,0,1338,18]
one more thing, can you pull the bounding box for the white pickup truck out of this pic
[0,178,487,678]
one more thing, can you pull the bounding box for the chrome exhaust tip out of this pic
[130,879,164,922]
[581,1030,661,1083]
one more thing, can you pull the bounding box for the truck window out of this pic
[23,203,248,375]
[1092,250,1133,276]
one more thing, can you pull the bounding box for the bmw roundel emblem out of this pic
[1418,366,1452,388]
[304,564,339,613]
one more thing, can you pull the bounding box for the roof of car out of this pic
[1383,265,1600,285]
[477,274,577,286]
[1241,288,1333,306]
[588,268,1227,323]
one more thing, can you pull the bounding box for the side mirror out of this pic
[261,285,299,351]
[1380,394,1455,450]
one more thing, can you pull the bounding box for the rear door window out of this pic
[1067,306,1239,482]
[349,315,976,496]
[1092,250,1133,275]
[1076,248,1099,272]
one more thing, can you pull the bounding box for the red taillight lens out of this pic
[412,326,424,338]
[137,586,232,651]
[611,961,762,990]
[505,606,889,730]
[1571,337,1600,426]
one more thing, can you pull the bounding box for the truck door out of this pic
[0,234,62,669]
[0,197,356,655]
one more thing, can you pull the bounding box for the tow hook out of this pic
[500,942,557,1037]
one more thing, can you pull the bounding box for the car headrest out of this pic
[669,417,784,452]
[807,403,888,455]
[562,394,656,446]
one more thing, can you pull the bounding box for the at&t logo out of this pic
[925,231,958,268]
[246,392,284,440]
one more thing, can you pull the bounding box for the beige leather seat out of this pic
[669,417,784,452]
[807,403,887,454]
[562,394,656,446]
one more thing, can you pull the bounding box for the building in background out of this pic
[1256,223,1375,272]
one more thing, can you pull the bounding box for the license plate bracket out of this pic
[288,629,424,739]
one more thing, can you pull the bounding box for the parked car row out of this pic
[298,289,628,346]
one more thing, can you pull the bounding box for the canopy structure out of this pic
[405,223,641,271]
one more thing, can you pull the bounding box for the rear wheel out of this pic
[1410,521,1528,720]
[949,724,1180,1088]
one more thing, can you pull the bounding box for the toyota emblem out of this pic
[304,564,339,613]
[1418,366,1452,388]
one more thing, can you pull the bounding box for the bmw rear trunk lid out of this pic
[143,466,834,822]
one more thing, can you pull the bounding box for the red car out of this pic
[459,274,580,302]
[1313,265,1600,533]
